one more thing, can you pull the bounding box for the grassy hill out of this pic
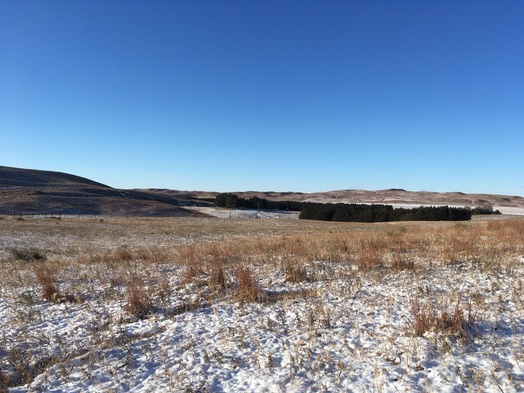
[0,166,205,216]
[2,165,523,216]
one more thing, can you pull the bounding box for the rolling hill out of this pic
[0,166,206,216]
[1,166,523,216]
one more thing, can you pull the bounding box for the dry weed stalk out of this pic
[208,265,227,291]
[391,253,415,272]
[34,266,61,302]
[125,281,154,319]
[411,296,477,340]
[284,259,310,283]
[234,267,265,303]
[116,248,133,262]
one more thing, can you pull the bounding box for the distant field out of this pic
[1,214,523,391]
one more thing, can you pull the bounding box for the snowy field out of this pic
[1,215,523,392]
[186,206,300,219]
[188,205,524,220]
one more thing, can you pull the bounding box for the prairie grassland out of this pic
[1,215,523,392]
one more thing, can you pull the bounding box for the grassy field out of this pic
[1,214,523,392]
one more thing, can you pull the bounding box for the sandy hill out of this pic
[160,189,524,216]
[305,189,524,209]
[2,166,523,216]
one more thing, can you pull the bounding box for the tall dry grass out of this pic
[34,266,61,302]
[125,280,154,319]
[411,296,477,340]
[1,215,523,391]
[1,215,522,313]
[233,267,265,303]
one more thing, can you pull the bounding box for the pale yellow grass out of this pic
[1,214,524,389]
[1,215,522,302]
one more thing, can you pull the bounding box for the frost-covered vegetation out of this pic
[1,215,523,392]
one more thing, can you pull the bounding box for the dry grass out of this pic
[208,264,227,291]
[34,266,61,302]
[125,280,154,319]
[411,296,477,340]
[1,214,523,390]
[284,260,310,283]
[2,215,522,303]
[391,252,416,272]
[115,248,133,262]
[1,215,522,284]
[234,267,265,303]
[11,247,47,262]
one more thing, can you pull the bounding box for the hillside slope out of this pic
[162,188,524,214]
[0,166,203,216]
[2,166,523,216]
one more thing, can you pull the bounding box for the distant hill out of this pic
[160,189,524,215]
[0,166,110,188]
[303,189,524,210]
[0,166,206,216]
[1,166,523,216]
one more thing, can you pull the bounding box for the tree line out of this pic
[214,193,303,211]
[299,203,472,222]
[214,193,500,222]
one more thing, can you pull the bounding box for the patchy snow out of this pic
[187,206,300,219]
[190,205,524,221]
[494,206,524,215]
[2,215,524,392]
[2,256,524,392]
[388,204,524,216]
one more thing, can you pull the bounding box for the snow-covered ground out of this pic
[189,205,524,220]
[187,206,300,219]
[494,206,524,215]
[1,217,523,392]
[389,204,524,216]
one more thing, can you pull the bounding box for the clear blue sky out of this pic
[1,1,523,195]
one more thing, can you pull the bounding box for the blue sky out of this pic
[1,1,523,195]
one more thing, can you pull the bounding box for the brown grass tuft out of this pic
[116,248,133,262]
[411,296,477,340]
[284,260,310,283]
[356,247,382,270]
[12,247,47,262]
[34,266,61,302]
[125,281,154,319]
[391,253,415,272]
[208,265,227,291]
[183,264,204,284]
[234,267,265,303]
